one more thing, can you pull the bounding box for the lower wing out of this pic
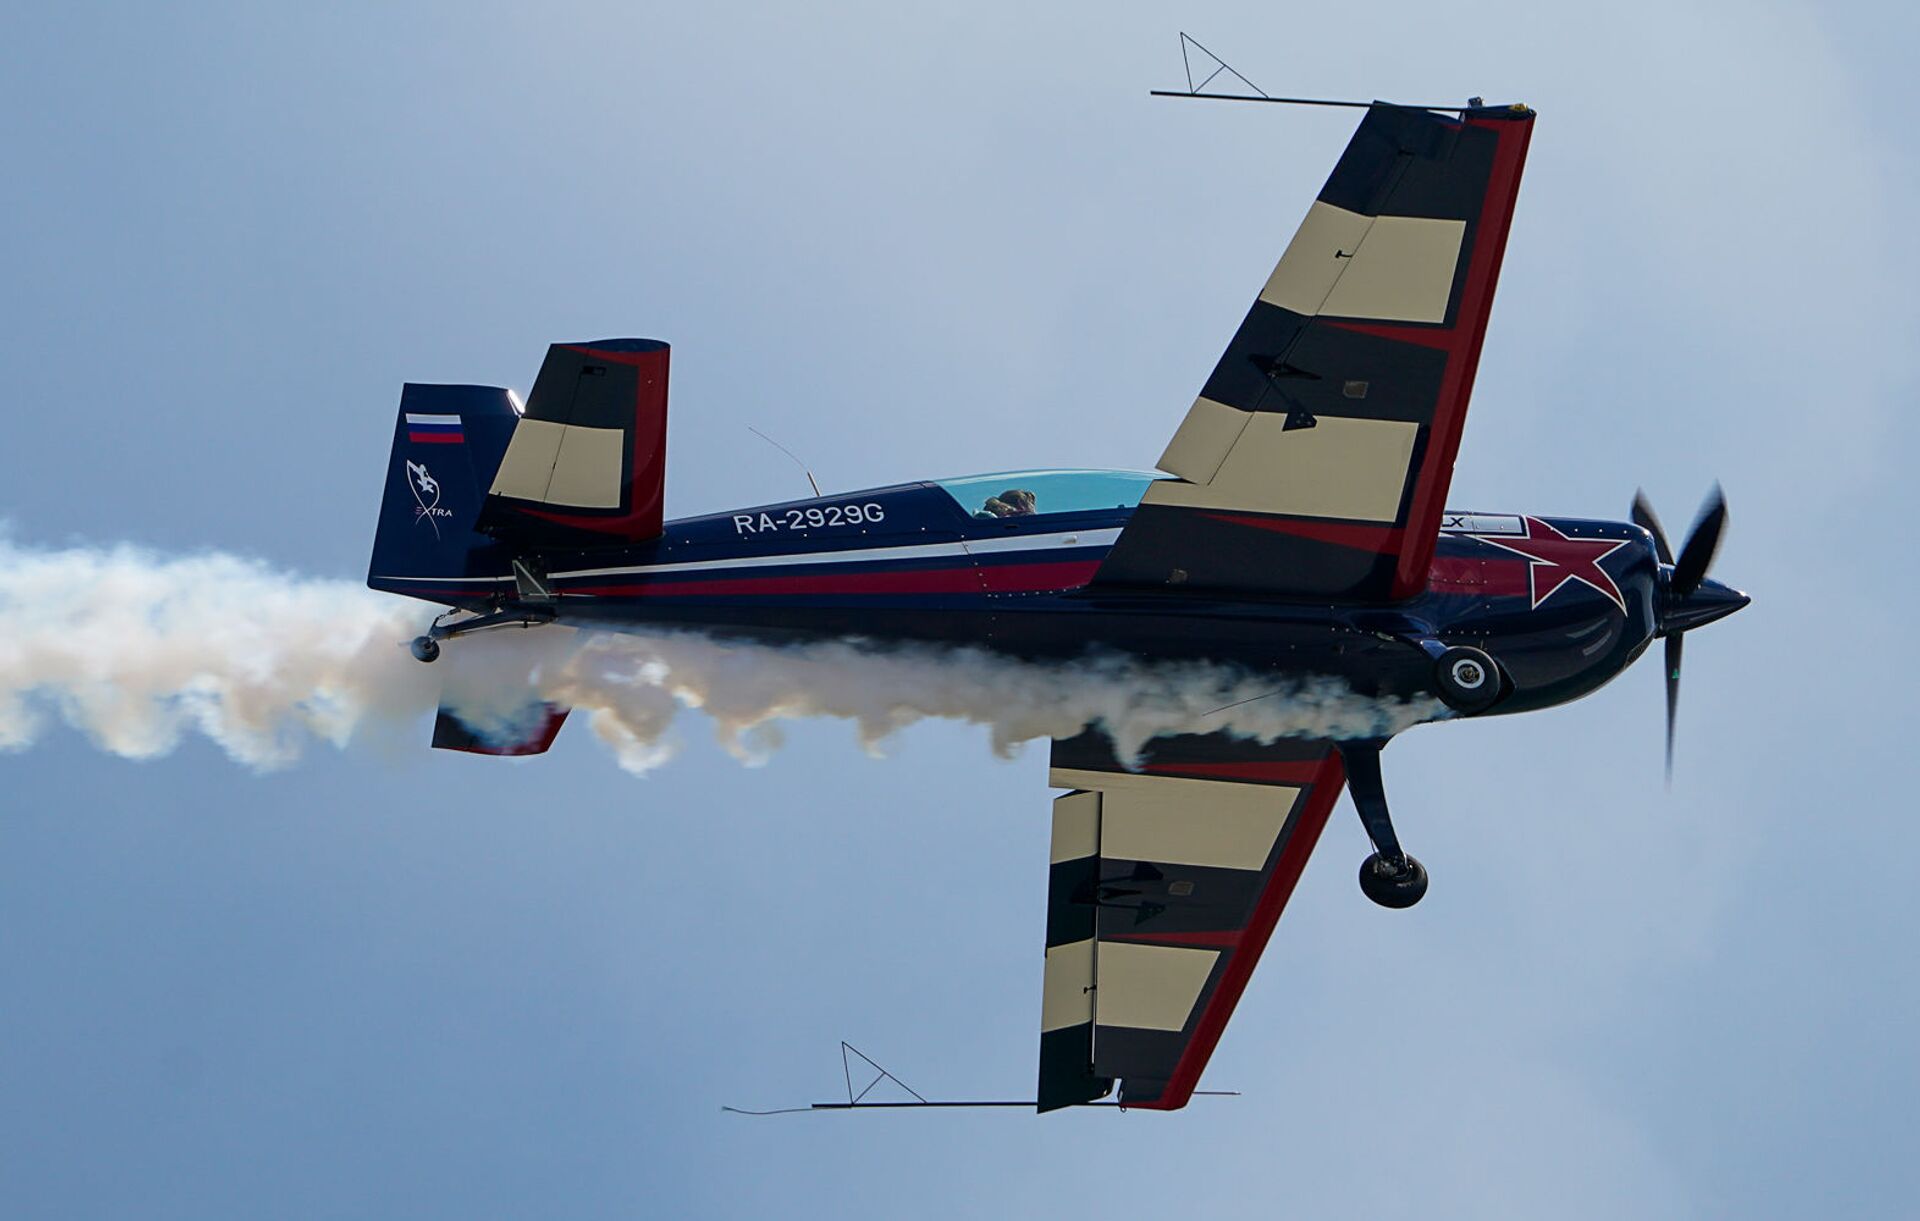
[1038,729,1348,1111]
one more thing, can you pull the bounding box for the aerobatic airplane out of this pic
[367,101,1747,1112]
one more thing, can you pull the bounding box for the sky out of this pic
[3,2,1917,1217]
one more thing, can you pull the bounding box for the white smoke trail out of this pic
[0,539,435,767]
[0,538,1443,773]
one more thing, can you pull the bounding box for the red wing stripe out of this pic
[1323,319,1456,351]
[1130,749,1348,1111]
[1388,114,1534,598]
[1198,513,1406,553]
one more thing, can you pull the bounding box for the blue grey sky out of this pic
[3,2,1917,1217]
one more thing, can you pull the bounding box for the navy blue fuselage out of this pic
[372,474,1704,722]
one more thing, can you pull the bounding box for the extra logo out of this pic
[407,460,455,539]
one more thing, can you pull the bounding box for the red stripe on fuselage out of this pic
[408,431,464,444]
[562,559,1098,599]
[978,559,1100,593]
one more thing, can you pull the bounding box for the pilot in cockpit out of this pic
[974,488,1038,519]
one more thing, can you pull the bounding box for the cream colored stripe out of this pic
[1142,414,1418,523]
[1041,939,1096,1032]
[1257,201,1465,324]
[1047,769,1295,871]
[1156,397,1250,485]
[1050,766,1179,794]
[490,418,566,501]
[1258,201,1375,317]
[1101,786,1292,871]
[1321,215,1466,324]
[1049,790,1101,865]
[547,424,625,508]
[1095,942,1217,1032]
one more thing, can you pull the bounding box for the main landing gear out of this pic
[1337,740,1428,909]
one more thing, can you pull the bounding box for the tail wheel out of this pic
[1433,646,1501,713]
[410,636,441,664]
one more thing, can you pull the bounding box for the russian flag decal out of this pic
[406,413,465,444]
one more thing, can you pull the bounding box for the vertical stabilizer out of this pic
[367,384,520,601]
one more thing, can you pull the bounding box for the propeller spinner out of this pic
[1632,486,1749,782]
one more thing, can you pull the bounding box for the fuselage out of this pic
[376,469,1687,720]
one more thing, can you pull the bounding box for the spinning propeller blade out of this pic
[1670,485,1727,598]
[1631,489,1673,565]
[1636,486,1739,785]
[1664,633,1682,785]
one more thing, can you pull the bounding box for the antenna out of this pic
[1156,31,1486,113]
[1177,31,1268,99]
[748,426,822,498]
[720,1041,1238,1115]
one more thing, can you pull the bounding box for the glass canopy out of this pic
[933,469,1166,520]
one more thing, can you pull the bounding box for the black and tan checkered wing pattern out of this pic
[1096,103,1535,602]
[1037,731,1348,1112]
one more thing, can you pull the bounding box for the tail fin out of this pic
[368,338,671,607]
[367,384,520,603]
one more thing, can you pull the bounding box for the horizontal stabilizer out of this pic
[477,339,670,547]
[431,702,570,756]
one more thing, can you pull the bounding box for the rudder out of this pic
[368,384,520,601]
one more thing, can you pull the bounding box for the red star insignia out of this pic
[1470,517,1630,613]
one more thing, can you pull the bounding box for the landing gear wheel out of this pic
[1359,852,1428,908]
[1433,646,1500,713]
[410,636,441,664]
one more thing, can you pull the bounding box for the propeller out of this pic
[1632,486,1743,784]
[1670,486,1728,598]
[1630,490,1672,565]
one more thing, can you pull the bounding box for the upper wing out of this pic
[1037,729,1347,1111]
[1095,102,1535,602]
